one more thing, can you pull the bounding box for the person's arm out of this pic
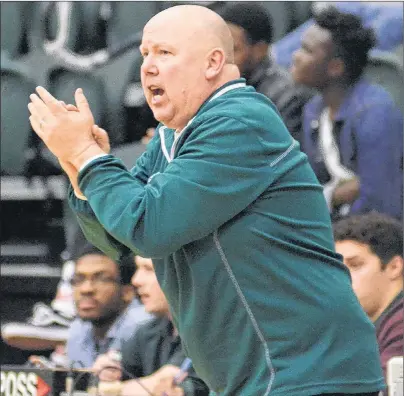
[76,115,297,258]
[121,365,181,396]
[377,304,404,380]
[331,177,360,208]
[349,102,403,218]
[68,138,156,261]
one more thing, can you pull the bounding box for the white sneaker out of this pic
[2,302,73,350]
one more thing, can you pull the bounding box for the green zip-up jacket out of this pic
[69,79,385,395]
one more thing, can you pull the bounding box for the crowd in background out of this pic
[1,2,403,396]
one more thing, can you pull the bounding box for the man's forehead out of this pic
[76,254,117,272]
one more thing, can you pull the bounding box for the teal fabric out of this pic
[69,79,384,395]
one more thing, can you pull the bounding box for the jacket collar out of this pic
[158,78,247,163]
[306,78,370,125]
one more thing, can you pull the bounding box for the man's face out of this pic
[291,24,333,89]
[226,23,256,77]
[72,254,125,323]
[335,240,391,321]
[139,19,208,131]
[131,256,169,316]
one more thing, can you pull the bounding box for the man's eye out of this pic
[349,261,363,269]
[142,52,149,58]
[160,50,170,55]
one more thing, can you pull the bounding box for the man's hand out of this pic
[59,101,111,154]
[332,177,360,208]
[152,376,185,396]
[55,102,110,199]
[28,86,104,170]
[92,351,122,382]
[92,125,110,154]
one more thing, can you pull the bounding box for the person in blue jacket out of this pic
[291,7,403,221]
[28,4,385,396]
[272,1,403,69]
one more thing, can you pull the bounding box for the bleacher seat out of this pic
[289,2,312,30]
[258,2,293,41]
[122,51,158,143]
[106,2,158,47]
[364,50,404,112]
[49,69,106,126]
[43,2,81,52]
[0,2,25,58]
[1,54,36,176]
[111,141,148,170]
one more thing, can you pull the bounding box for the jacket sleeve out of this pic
[350,102,403,219]
[120,329,144,380]
[67,141,155,260]
[77,115,297,258]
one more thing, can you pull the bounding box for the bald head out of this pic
[140,5,240,131]
[145,5,235,63]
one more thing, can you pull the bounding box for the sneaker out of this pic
[51,259,76,319]
[1,302,73,350]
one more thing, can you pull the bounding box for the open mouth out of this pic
[149,86,165,103]
[150,87,164,96]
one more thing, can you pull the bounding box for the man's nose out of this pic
[131,272,144,288]
[141,55,158,75]
[79,279,96,293]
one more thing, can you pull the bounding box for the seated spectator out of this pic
[291,7,403,221]
[218,2,313,142]
[67,245,153,368]
[93,256,209,396]
[333,212,403,393]
[273,1,404,69]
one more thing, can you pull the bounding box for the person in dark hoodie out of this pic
[219,2,313,143]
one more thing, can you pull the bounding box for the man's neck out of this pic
[371,285,403,323]
[93,320,115,341]
[92,307,126,341]
[321,81,351,120]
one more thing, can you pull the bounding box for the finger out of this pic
[65,104,79,111]
[92,125,108,138]
[27,102,42,120]
[29,115,45,138]
[29,94,54,120]
[36,86,67,114]
[59,101,77,112]
[74,88,93,118]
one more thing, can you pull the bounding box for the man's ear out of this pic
[205,48,226,80]
[386,256,404,281]
[327,57,345,79]
[121,284,136,303]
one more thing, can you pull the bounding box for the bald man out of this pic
[29,5,384,396]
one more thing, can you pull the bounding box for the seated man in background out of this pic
[333,212,403,392]
[273,1,403,68]
[292,7,403,221]
[67,245,153,368]
[93,256,209,396]
[219,2,313,143]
